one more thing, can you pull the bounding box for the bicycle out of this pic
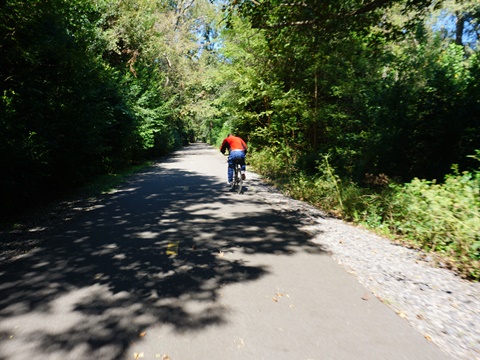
[230,159,244,194]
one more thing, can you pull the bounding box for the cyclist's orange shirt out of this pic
[220,135,247,154]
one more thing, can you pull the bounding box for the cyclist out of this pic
[220,134,247,185]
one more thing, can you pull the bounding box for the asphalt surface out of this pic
[0,143,452,360]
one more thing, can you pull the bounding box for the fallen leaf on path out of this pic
[236,337,245,348]
[139,331,146,337]
[134,352,144,359]
[361,294,370,301]
[272,297,278,302]
[216,251,224,258]
[163,355,172,360]
[424,335,432,341]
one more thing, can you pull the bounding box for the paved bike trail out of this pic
[0,143,451,360]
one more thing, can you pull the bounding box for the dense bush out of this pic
[388,161,480,279]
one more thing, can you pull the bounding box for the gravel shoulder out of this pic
[247,172,480,360]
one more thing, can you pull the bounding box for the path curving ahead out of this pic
[0,143,451,360]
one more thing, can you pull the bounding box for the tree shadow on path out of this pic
[0,144,326,360]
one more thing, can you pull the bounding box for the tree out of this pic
[0,0,213,216]
[1,0,137,213]
[429,0,480,47]
[214,0,479,183]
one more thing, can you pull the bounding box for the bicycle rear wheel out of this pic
[230,165,237,191]
[236,164,243,194]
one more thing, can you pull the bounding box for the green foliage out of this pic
[0,0,136,212]
[0,0,211,216]
[313,156,345,213]
[248,146,292,181]
[230,0,434,36]
[386,159,480,279]
[218,0,480,184]
[363,25,480,181]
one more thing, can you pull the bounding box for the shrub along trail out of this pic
[0,143,473,359]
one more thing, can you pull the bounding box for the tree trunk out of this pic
[455,12,464,46]
[312,70,318,149]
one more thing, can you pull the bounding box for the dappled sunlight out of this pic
[0,144,326,359]
[133,231,160,239]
